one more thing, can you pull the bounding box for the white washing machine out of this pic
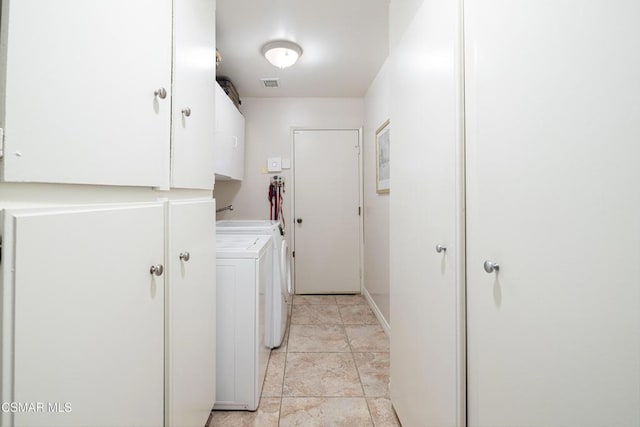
[214,234,272,411]
[216,220,291,348]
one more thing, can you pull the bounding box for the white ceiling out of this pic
[215,0,390,98]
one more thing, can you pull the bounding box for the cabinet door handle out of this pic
[179,252,191,262]
[435,244,447,253]
[181,107,191,117]
[150,264,164,276]
[154,87,167,99]
[483,260,499,273]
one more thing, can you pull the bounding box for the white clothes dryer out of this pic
[216,220,291,348]
[214,234,272,411]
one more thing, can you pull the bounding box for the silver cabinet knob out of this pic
[154,87,167,99]
[179,252,190,262]
[150,264,164,276]
[435,244,447,253]
[181,107,191,117]
[483,260,499,273]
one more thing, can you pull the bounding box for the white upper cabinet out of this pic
[214,83,245,181]
[0,0,218,189]
[171,0,217,190]
[0,0,172,187]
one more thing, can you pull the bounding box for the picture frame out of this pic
[375,119,390,193]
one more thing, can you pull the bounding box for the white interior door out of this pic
[389,0,465,425]
[465,1,640,425]
[293,129,361,294]
[7,204,165,427]
[166,199,216,426]
[171,0,217,190]
[0,0,171,187]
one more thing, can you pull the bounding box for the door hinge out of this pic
[0,128,4,159]
[292,250,295,258]
[358,206,361,216]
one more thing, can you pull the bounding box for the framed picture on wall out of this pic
[376,119,390,193]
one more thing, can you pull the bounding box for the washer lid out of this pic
[216,235,272,259]
[217,220,281,232]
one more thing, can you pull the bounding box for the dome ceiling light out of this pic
[261,40,303,69]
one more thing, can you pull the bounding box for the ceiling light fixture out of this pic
[261,40,303,69]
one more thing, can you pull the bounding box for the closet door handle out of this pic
[154,87,167,99]
[483,260,499,273]
[179,252,191,262]
[150,264,164,276]
[181,107,191,117]
[296,218,303,224]
[435,244,447,253]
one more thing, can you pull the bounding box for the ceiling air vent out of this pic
[261,78,280,88]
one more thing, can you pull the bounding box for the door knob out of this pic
[435,244,447,253]
[181,107,191,117]
[154,87,167,99]
[296,218,303,224]
[483,260,499,273]
[179,252,190,262]
[150,264,164,276]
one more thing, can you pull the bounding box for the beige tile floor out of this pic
[207,294,401,427]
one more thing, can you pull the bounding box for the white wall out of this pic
[389,0,425,50]
[213,97,364,247]
[363,60,391,327]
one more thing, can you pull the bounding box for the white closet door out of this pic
[8,204,165,427]
[0,0,171,187]
[389,0,465,425]
[465,1,640,425]
[171,0,217,189]
[166,199,216,426]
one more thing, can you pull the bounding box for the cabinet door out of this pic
[166,199,216,426]
[4,203,165,427]
[389,0,465,425]
[230,105,245,180]
[465,1,640,425]
[171,0,217,190]
[213,84,244,180]
[0,0,172,187]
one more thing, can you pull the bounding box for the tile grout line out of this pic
[340,302,376,426]
[277,309,293,426]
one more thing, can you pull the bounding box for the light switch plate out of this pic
[267,157,282,172]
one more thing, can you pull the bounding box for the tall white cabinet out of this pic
[0,1,219,426]
[464,1,640,425]
[389,0,465,425]
[390,0,640,426]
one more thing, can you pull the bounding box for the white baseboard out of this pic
[363,287,390,337]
